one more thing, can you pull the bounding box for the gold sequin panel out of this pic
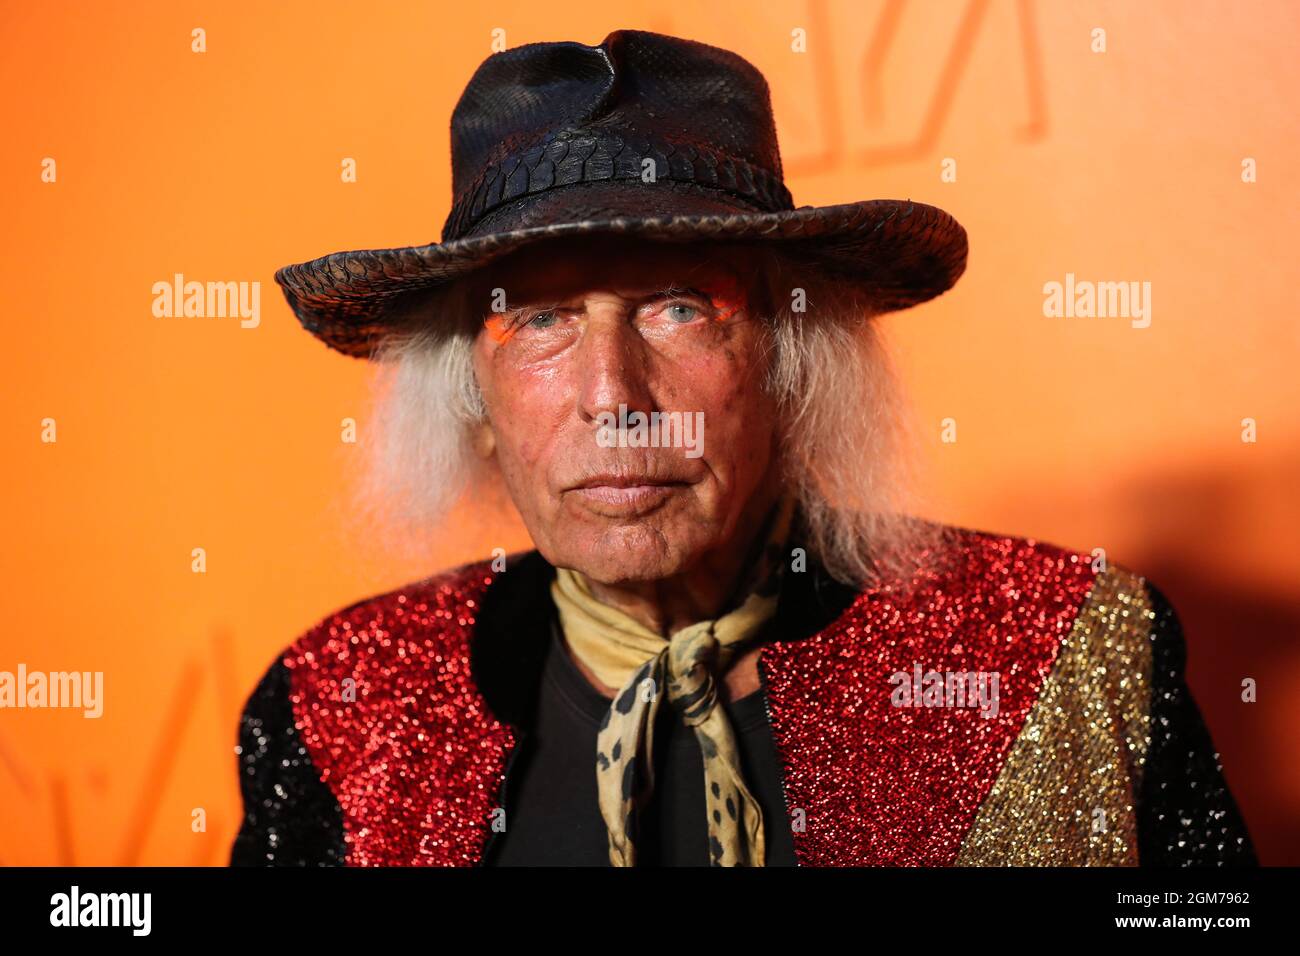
[955,565,1154,865]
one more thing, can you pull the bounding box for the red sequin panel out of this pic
[760,531,1098,866]
[283,563,512,866]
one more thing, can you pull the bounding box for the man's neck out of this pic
[582,485,784,637]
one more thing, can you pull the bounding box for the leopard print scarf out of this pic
[550,496,795,866]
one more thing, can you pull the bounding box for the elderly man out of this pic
[231,30,1255,867]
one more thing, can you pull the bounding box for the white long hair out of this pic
[348,241,951,589]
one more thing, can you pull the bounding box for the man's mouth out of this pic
[564,474,689,515]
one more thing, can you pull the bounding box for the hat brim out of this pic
[275,194,967,359]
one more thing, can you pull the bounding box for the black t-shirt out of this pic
[489,620,798,866]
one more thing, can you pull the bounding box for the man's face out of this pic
[468,236,782,585]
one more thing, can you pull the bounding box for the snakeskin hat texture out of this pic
[275,29,970,359]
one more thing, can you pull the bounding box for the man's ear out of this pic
[470,417,496,459]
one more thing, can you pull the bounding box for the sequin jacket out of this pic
[230,525,1257,866]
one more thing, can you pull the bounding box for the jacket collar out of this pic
[469,542,859,733]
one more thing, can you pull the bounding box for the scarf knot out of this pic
[665,625,721,727]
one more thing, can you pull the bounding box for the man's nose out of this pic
[575,307,654,426]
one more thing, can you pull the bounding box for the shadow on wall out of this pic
[999,444,1300,865]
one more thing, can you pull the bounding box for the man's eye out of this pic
[527,309,559,329]
[665,303,700,323]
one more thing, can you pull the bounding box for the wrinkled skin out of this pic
[468,235,784,659]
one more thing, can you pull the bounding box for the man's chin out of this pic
[543,525,701,587]
[567,560,683,588]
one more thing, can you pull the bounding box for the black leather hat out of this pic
[276,29,969,359]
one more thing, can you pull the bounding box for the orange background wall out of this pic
[2,0,1297,865]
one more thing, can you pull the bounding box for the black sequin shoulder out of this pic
[229,657,347,866]
[1136,583,1257,865]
